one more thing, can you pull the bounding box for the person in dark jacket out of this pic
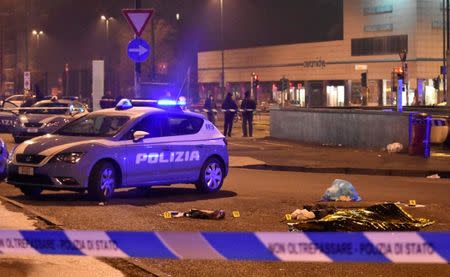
[204,94,217,125]
[221,92,238,137]
[241,90,256,137]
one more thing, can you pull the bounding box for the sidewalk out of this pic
[0,200,123,277]
[223,116,450,177]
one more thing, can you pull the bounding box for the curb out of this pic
[237,164,450,178]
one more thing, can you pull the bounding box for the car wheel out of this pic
[195,157,224,193]
[88,161,116,201]
[20,187,43,198]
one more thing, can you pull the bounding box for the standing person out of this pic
[204,94,217,125]
[222,92,238,137]
[241,90,256,137]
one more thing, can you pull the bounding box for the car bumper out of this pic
[6,162,89,190]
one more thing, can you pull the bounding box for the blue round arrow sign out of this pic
[127,38,151,62]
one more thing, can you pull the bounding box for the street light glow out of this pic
[32,30,37,35]
[176,13,180,21]
[101,15,106,20]
[39,31,44,35]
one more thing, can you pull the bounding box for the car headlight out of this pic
[18,115,28,127]
[8,145,18,162]
[46,120,61,128]
[52,152,83,164]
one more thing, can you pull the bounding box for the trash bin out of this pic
[408,113,432,157]
[430,116,448,144]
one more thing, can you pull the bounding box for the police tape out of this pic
[0,230,449,263]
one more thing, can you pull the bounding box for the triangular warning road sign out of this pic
[122,9,154,37]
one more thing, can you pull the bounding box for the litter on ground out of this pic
[321,179,361,202]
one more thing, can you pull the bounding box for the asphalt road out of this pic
[1,132,450,276]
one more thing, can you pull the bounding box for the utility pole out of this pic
[220,0,225,100]
[151,16,156,81]
[447,0,450,106]
[443,0,447,104]
[134,0,142,98]
[25,0,30,73]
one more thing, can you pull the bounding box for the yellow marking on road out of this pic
[431,152,450,158]
[163,212,172,219]
[261,141,293,147]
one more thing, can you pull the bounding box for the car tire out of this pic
[88,161,116,201]
[20,187,43,198]
[195,157,224,193]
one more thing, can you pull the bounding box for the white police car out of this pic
[7,99,229,201]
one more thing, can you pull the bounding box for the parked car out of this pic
[12,98,88,143]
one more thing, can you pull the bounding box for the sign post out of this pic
[122,7,154,98]
[24,71,31,91]
[398,50,407,112]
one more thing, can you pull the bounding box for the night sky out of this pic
[1,0,342,92]
[31,0,342,51]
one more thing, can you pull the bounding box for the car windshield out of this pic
[27,102,69,114]
[56,114,130,137]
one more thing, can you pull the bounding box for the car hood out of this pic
[14,134,113,156]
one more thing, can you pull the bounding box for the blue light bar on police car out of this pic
[115,99,133,110]
[157,99,186,106]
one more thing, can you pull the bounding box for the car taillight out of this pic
[223,138,228,146]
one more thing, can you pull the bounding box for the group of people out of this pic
[204,91,256,137]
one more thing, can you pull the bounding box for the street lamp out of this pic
[100,15,113,41]
[32,30,44,47]
[220,0,224,99]
[100,15,113,92]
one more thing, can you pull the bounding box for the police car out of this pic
[7,99,228,201]
[12,97,88,143]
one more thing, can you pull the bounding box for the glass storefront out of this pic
[326,85,345,106]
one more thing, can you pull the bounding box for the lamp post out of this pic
[32,30,44,48]
[100,15,113,92]
[398,49,407,112]
[100,15,113,42]
[220,0,225,99]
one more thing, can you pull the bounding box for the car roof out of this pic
[91,106,205,120]
[33,99,74,106]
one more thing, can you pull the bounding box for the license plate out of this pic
[18,166,34,176]
[27,128,38,133]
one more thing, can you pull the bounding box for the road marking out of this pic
[261,141,293,147]
[229,156,266,167]
[228,142,262,148]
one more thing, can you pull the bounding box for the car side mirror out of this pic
[133,130,149,142]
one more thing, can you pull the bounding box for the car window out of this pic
[28,102,68,114]
[127,114,165,139]
[57,114,129,137]
[167,115,204,136]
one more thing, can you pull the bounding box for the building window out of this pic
[363,4,393,15]
[364,23,393,32]
[351,35,408,56]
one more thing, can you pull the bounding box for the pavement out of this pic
[224,114,450,177]
[0,199,124,277]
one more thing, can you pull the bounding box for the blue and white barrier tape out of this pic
[0,230,449,263]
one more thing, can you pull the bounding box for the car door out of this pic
[162,114,205,182]
[123,114,169,187]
